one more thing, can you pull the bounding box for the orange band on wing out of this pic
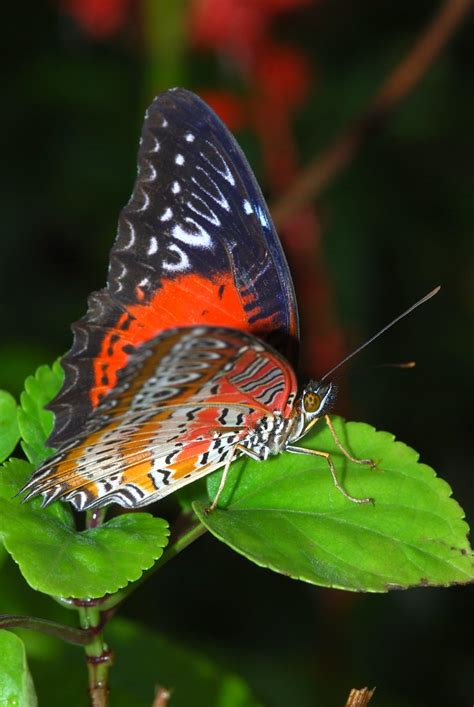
[91,271,280,407]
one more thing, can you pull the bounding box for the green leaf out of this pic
[108,618,263,707]
[17,361,64,465]
[195,417,474,592]
[0,391,20,463]
[0,630,37,706]
[0,459,170,598]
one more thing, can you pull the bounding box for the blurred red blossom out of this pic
[190,0,311,65]
[62,0,132,38]
[190,0,266,63]
[254,44,311,109]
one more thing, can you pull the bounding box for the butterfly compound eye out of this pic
[303,391,321,413]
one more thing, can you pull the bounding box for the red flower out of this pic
[189,0,310,63]
[255,43,311,109]
[190,0,266,57]
[62,0,131,38]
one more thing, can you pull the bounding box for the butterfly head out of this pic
[287,380,336,446]
[299,380,336,421]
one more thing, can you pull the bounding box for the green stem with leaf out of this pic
[78,603,112,707]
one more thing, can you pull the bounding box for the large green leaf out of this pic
[195,417,473,592]
[0,391,20,463]
[17,362,63,465]
[0,459,170,598]
[0,630,37,706]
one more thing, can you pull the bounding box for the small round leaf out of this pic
[0,459,170,598]
[17,361,64,465]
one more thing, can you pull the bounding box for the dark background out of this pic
[1,1,473,705]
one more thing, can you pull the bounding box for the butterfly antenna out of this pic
[319,286,440,383]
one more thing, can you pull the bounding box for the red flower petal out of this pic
[255,44,311,108]
[62,0,131,38]
[189,0,261,48]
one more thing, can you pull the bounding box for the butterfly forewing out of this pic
[49,88,298,449]
[23,327,297,510]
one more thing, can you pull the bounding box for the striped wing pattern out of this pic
[23,327,297,510]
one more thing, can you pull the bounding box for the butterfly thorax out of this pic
[241,380,336,460]
[241,411,293,460]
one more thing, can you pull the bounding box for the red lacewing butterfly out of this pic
[21,88,438,512]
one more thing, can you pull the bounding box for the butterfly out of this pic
[22,87,374,512]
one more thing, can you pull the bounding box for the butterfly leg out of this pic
[207,444,261,513]
[324,415,376,468]
[206,448,237,513]
[286,445,373,504]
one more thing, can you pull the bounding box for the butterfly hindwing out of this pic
[48,89,299,450]
[23,327,297,510]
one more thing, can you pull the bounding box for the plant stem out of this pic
[0,614,96,645]
[45,512,203,704]
[78,604,113,707]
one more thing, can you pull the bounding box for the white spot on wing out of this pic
[163,244,190,271]
[185,133,195,142]
[175,154,185,166]
[172,220,212,247]
[243,200,253,215]
[148,237,158,255]
[172,181,181,194]
[160,207,173,222]
[256,204,270,229]
[151,136,160,152]
[161,117,168,128]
